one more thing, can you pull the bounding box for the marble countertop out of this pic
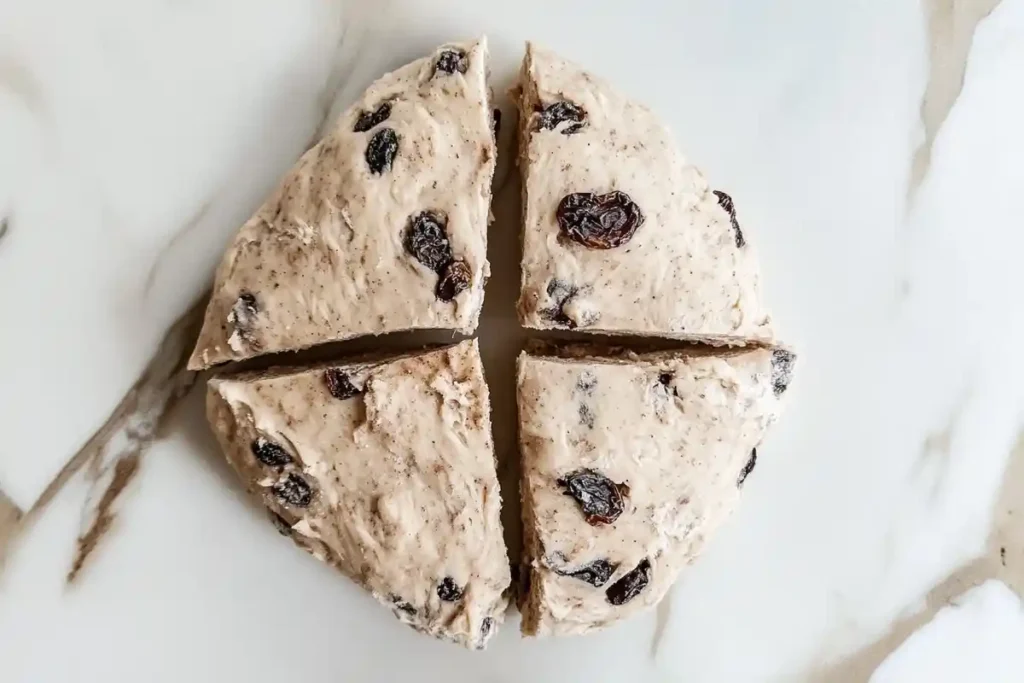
[2,0,1024,680]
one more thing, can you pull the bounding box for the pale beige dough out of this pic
[207,340,511,649]
[515,43,774,344]
[517,343,793,636]
[190,39,496,370]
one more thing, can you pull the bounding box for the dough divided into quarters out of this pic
[190,40,496,370]
[515,43,774,344]
[516,343,795,636]
[207,340,511,649]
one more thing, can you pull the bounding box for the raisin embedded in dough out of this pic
[536,100,587,134]
[404,211,453,273]
[771,348,796,395]
[557,468,627,526]
[737,449,757,487]
[366,128,399,174]
[324,369,362,400]
[556,191,645,249]
[555,558,618,587]
[605,559,652,605]
[541,279,579,328]
[713,190,745,248]
[437,576,464,602]
[272,474,313,508]
[435,49,469,75]
[251,438,293,468]
[436,260,472,302]
[354,101,392,132]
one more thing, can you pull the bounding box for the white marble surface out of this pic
[872,581,1024,683]
[2,0,1024,681]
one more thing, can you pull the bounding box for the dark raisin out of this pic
[605,558,652,605]
[476,616,495,649]
[235,291,258,318]
[390,595,417,616]
[737,449,757,487]
[436,259,471,302]
[251,438,292,468]
[365,127,398,174]
[713,190,745,248]
[437,576,464,602]
[229,291,260,343]
[536,100,587,135]
[771,348,795,396]
[404,211,453,273]
[324,369,361,400]
[492,108,502,139]
[658,372,673,387]
[556,191,645,249]
[268,512,292,536]
[353,101,392,132]
[576,371,597,395]
[578,403,595,429]
[557,468,627,526]
[555,558,618,587]
[273,474,313,508]
[434,49,469,75]
[541,279,578,328]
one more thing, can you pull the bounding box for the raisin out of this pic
[478,616,495,647]
[324,369,361,400]
[273,474,313,508]
[557,468,627,526]
[578,403,595,429]
[404,211,453,273]
[434,49,469,75]
[229,291,260,343]
[436,259,471,302]
[365,127,398,174]
[737,449,757,487]
[555,558,618,587]
[492,108,502,139]
[557,191,645,249]
[576,371,597,395]
[771,348,795,396]
[251,438,292,468]
[437,577,464,602]
[713,190,745,248]
[658,372,674,388]
[390,595,417,616]
[536,100,586,135]
[269,512,292,536]
[541,279,578,328]
[606,559,652,605]
[353,101,392,132]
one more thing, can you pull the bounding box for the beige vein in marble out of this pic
[650,588,673,657]
[808,428,1024,681]
[8,297,205,583]
[0,488,23,569]
[909,0,1002,195]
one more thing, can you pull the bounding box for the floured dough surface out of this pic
[516,344,793,636]
[207,340,511,648]
[516,43,774,344]
[190,39,496,370]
